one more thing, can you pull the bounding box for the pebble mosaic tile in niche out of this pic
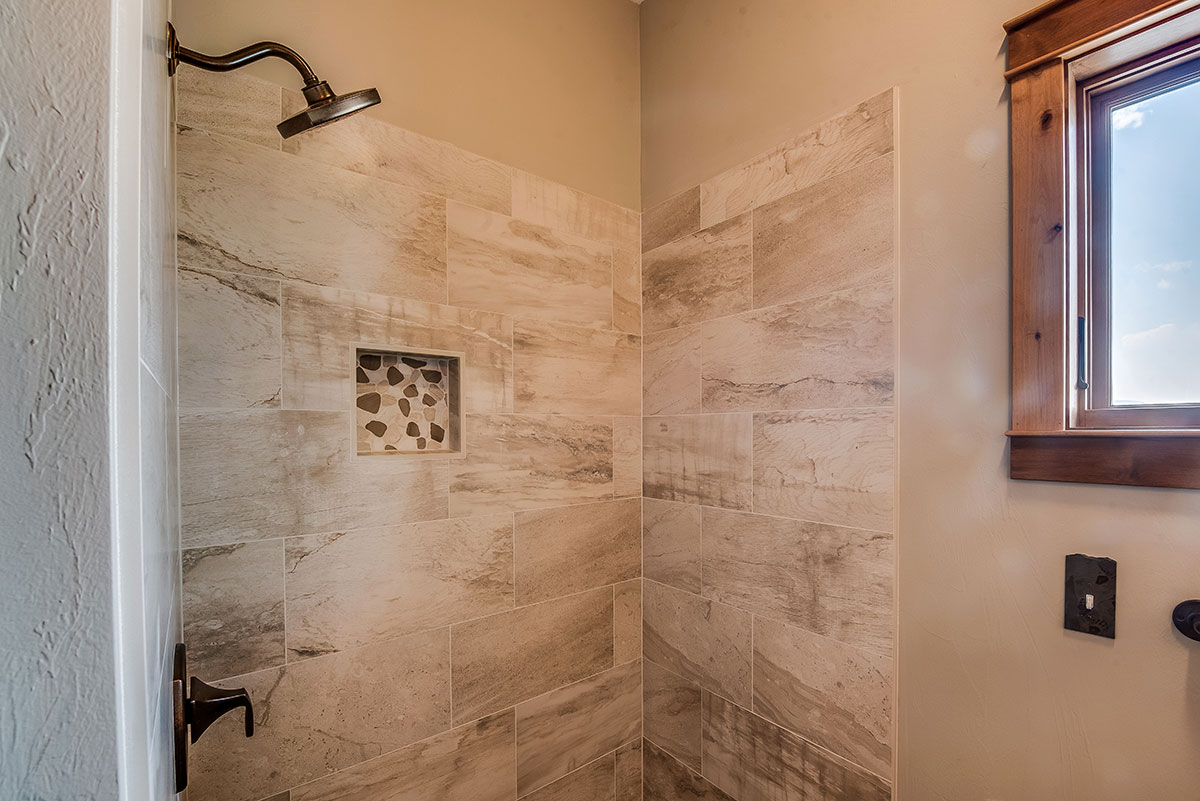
[355,349,462,455]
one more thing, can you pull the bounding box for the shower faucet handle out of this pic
[188,676,255,742]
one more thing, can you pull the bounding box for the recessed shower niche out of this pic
[354,347,462,455]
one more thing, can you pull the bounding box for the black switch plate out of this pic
[1064,554,1116,639]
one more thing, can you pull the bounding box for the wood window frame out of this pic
[1006,0,1200,489]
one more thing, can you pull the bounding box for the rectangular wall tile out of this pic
[614,416,643,498]
[701,281,894,413]
[290,709,514,801]
[452,587,614,723]
[512,169,639,247]
[642,499,701,594]
[514,320,640,415]
[182,540,284,679]
[699,90,894,229]
[753,617,892,778]
[642,213,752,334]
[285,514,514,658]
[643,414,752,510]
[178,127,446,302]
[644,325,701,416]
[614,578,642,665]
[189,629,451,801]
[644,739,734,801]
[643,186,701,253]
[447,200,613,329]
[702,693,890,801]
[523,754,616,801]
[615,740,643,801]
[451,414,613,517]
[178,266,281,410]
[702,507,893,657]
[643,581,751,706]
[515,660,641,795]
[180,410,448,547]
[644,659,701,771]
[753,154,895,309]
[613,244,642,335]
[176,69,282,149]
[515,499,641,605]
[280,281,512,415]
[753,408,895,532]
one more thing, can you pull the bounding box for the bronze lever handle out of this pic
[187,676,254,742]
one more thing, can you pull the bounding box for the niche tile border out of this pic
[354,345,463,455]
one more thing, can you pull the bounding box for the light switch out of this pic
[1064,553,1116,639]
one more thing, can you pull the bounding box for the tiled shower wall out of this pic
[639,90,897,800]
[175,70,643,801]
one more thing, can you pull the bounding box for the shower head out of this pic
[167,23,381,140]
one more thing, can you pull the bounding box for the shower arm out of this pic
[167,23,323,92]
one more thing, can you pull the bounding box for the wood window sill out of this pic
[1007,431,1200,488]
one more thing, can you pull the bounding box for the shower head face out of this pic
[277,82,381,139]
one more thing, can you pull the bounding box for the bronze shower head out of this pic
[167,23,381,139]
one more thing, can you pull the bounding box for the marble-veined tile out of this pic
[289,709,514,801]
[644,659,701,770]
[701,281,894,413]
[177,127,445,302]
[285,514,513,658]
[753,616,892,778]
[613,416,643,499]
[643,186,701,253]
[613,244,642,335]
[614,578,642,665]
[280,281,511,414]
[643,414,752,510]
[514,320,640,416]
[514,499,640,605]
[753,154,894,309]
[643,739,734,801]
[182,540,284,680]
[189,629,451,801]
[450,414,613,517]
[642,214,752,334]
[753,408,894,532]
[178,266,281,410]
[515,660,641,795]
[512,169,640,247]
[522,753,615,801]
[451,586,613,723]
[699,90,894,229]
[702,693,890,801]
[176,69,282,149]
[180,410,448,547]
[447,200,613,329]
[615,739,642,801]
[642,499,702,594]
[643,580,751,706]
[644,325,701,416]
[701,507,893,657]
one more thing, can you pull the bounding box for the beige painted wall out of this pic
[173,0,641,208]
[642,1,1200,799]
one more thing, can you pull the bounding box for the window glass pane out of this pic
[1109,75,1200,405]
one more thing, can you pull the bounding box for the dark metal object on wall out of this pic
[1063,553,1117,639]
[1172,600,1200,643]
[172,643,255,793]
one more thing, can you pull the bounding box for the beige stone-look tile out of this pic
[280,281,512,414]
[644,325,701,416]
[514,320,640,416]
[643,186,701,253]
[702,693,890,801]
[281,89,511,214]
[642,214,753,334]
[699,90,894,229]
[180,410,448,547]
[613,244,642,335]
[645,659,702,771]
[642,499,702,594]
[178,266,281,410]
[447,200,613,329]
[701,281,894,413]
[176,69,282,149]
[523,754,616,801]
[643,580,751,706]
[753,616,892,778]
[285,515,514,658]
[614,579,642,665]
[643,414,752,510]
[644,739,734,801]
[754,408,894,532]
[512,169,640,247]
[177,127,446,302]
[450,414,613,517]
[701,507,893,657]
[515,660,641,795]
[189,629,451,801]
[289,709,514,801]
[514,499,641,605]
[452,586,614,723]
[182,541,284,680]
[615,739,642,801]
[753,154,895,309]
[614,416,643,499]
